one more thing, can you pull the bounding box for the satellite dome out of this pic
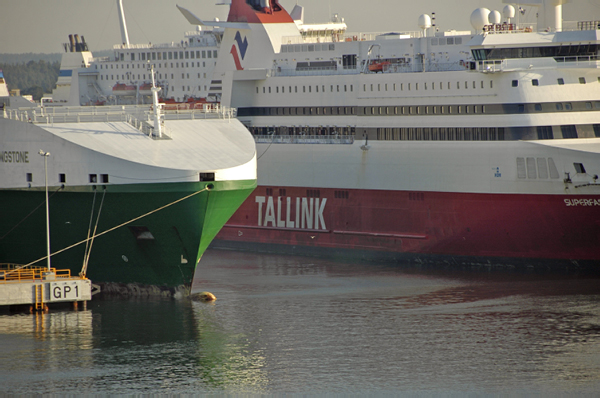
[418,14,432,30]
[470,8,491,31]
[489,10,501,24]
[503,5,516,19]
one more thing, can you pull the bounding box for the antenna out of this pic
[117,0,130,46]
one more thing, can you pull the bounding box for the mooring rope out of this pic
[6,186,210,274]
[81,188,106,277]
[81,188,98,271]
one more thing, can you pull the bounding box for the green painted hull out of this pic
[0,180,256,290]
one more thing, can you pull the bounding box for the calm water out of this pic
[1,249,600,394]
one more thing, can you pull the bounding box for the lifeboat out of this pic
[368,60,390,73]
[138,82,154,96]
[112,83,136,96]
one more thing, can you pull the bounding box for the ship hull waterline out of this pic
[214,186,600,270]
[0,179,256,294]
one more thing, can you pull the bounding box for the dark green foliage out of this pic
[0,60,60,101]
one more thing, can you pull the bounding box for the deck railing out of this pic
[3,104,236,129]
[0,265,73,283]
[254,134,354,144]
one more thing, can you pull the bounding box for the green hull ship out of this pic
[0,106,256,295]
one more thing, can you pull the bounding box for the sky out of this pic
[1,0,599,54]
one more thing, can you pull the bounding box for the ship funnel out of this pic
[68,34,75,52]
[81,36,88,52]
[74,34,81,52]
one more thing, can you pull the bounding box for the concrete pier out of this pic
[0,265,92,310]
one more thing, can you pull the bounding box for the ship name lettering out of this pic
[0,150,29,164]
[564,198,600,207]
[255,196,327,230]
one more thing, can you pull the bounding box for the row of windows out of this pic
[473,44,598,61]
[24,172,215,185]
[431,37,464,46]
[238,100,600,118]
[513,77,598,87]
[98,61,211,71]
[101,72,208,81]
[116,49,218,62]
[25,173,109,184]
[334,190,349,199]
[516,158,560,180]
[256,76,599,97]
[281,43,336,53]
[248,124,598,141]
[376,125,599,141]
[376,127,505,141]
[364,80,493,91]
[258,84,353,94]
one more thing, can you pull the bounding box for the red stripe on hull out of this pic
[215,187,600,263]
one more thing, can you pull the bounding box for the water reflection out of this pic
[0,249,598,394]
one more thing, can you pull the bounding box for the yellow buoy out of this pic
[191,291,216,302]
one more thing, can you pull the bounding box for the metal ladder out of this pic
[34,284,44,311]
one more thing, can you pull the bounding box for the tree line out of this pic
[1,60,60,101]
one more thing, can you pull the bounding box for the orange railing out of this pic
[0,264,74,283]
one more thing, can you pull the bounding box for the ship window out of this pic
[200,173,215,182]
[532,79,539,86]
[516,158,526,179]
[26,173,33,183]
[537,158,549,179]
[548,158,559,179]
[512,80,518,87]
[586,102,592,110]
[579,77,586,84]
[556,103,563,111]
[59,174,66,183]
[534,104,542,111]
[101,174,109,184]
[526,157,537,179]
[561,125,578,139]
[557,78,564,85]
[89,174,97,183]
[565,103,572,110]
[596,102,600,109]
[593,124,600,137]
[574,163,586,174]
[537,126,553,139]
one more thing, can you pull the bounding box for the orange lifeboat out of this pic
[368,60,390,73]
[112,83,136,96]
